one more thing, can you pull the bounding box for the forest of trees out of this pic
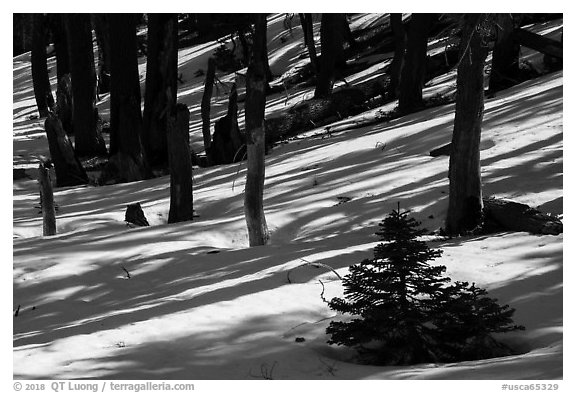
[17,12,563,245]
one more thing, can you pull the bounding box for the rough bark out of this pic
[398,13,436,115]
[299,13,318,73]
[142,14,179,168]
[44,113,89,187]
[388,13,406,99]
[446,14,490,235]
[55,74,73,135]
[489,14,520,93]
[211,83,245,164]
[314,13,347,98]
[244,14,270,247]
[93,14,112,95]
[65,14,107,157]
[49,14,70,80]
[483,197,562,235]
[201,57,216,160]
[38,161,56,236]
[108,14,148,182]
[168,104,194,224]
[31,13,55,118]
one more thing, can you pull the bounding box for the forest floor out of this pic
[12,14,564,383]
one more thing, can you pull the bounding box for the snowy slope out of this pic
[13,15,563,381]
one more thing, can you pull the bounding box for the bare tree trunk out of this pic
[489,14,520,93]
[314,13,346,98]
[398,13,436,114]
[446,14,490,235]
[38,161,56,236]
[31,13,55,118]
[201,57,216,161]
[388,13,406,99]
[44,113,89,187]
[168,104,194,223]
[142,14,179,168]
[108,13,148,182]
[244,14,270,247]
[299,14,318,72]
[49,14,70,80]
[93,14,112,95]
[65,14,107,157]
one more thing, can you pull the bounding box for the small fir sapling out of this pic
[326,206,524,365]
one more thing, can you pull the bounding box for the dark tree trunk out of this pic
[489,14,520,93]
[44,113,89,187]
[244,14,270,247]
[388,13,406,99]
[65,14,107,157]
[446,14,490,235]
[299,14,318,73]
[142,14,179,169]
[398,13,436,114]
[38,161,56,236]
[314,13,347,98]
[201,57,216,160]
[168,104,194,224]
[108,14,148,181]
[49,14,70,80]
[93,14,112,95]
[31,13,55,118]
[55,74,73,135]
[211,83,245,165]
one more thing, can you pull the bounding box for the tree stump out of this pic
[210,83,245,164]
[44,113,89,187]
[38,161,56,236]
[125,202,149,227]
[483,197,563,235]
[167,103,194,224]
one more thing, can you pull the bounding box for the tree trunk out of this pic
[244,14,270,247]
[211,83,245,164]
[44,113,89,187]
[55,74,73,135]
[31,13,55,118]
[49,14,70,80]
[65,14,107,158]
[299,14,318,73]
[314,13,347,98]
[446,14,490,235]
[201,57,216,161]
[142,14,179,168]
[38,161,56,236]
[489,14,520,93]
[398,13,436,114]
[108,13,148,182]
[93,14,112,96]
[168,104,194,224]
[388,13,406,99]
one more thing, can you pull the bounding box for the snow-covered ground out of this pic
[12,14,564,383]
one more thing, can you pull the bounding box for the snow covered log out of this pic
[483,197,562,235]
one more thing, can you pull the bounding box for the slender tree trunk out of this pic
[398,13,436,114]
[315,13,346,98]
[168,104,194,223]
[38,162,56,236]
[142,14,179,168]
[65,14,107,157]
[201,57,216,160]
[299,13,318,72]
[244,14,270,247]
[93,14,112,95]
[489,14,520,93]
[31,13,55,118]
[49,14,70,80]
[108,14,148,181]
[446,14,490,235]
[388,13,406,99]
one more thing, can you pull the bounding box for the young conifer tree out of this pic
[327,206,523,365]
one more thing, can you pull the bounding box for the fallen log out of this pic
[430,143,452,157]
[483,197,562,235]
[513,28,562,59]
